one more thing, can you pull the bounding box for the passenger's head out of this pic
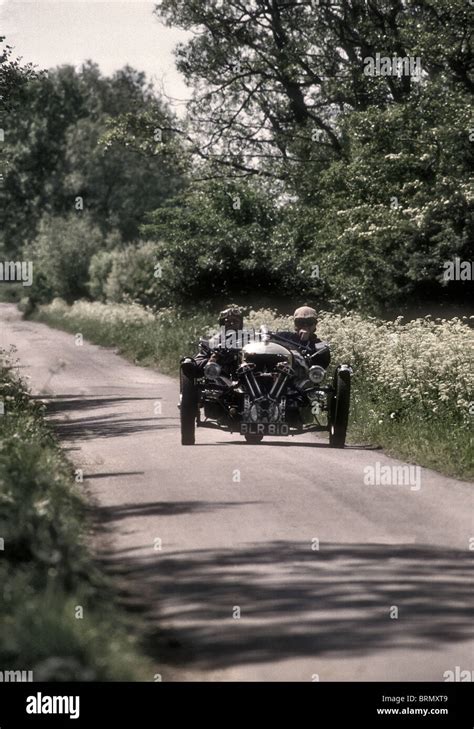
[293,305,318,335]
[218,305,244,331]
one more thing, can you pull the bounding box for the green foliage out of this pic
[87,249,117,302]
[142,179,284,305]
[4,1,473,314]
[155,0,473,177]
[101,241,165,308]
[0,352,151,679]
[1,61,184,257]
[34,299,213,374]
[0,35,39,110]
[144,0,473,313]
[285,82,473,311]
[25,214,105,303]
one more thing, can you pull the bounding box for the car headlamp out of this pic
[308,365,326,384]
[204,361,222,380]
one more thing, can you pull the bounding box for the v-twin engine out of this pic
[237,362,292,425]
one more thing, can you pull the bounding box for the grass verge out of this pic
[0,348,153,680]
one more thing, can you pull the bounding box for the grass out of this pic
[0,283,26,303]
[349,383,473,478]
[0,350,154,680]
[31,299,474,480]
[31,299,212,376]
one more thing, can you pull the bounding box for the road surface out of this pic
[1,303,472,681]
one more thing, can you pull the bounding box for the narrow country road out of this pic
[1,303,472,681]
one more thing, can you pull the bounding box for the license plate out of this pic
[240,422,289,436]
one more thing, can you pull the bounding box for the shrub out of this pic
[24,213,105,303]
[103,240,169,308]
[87,249,117,302]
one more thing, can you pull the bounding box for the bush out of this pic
[87,249,117,301]
[141,181,283,307]
[103,240,170,308]
[24,213,106,303]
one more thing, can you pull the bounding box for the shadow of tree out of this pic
[96,499,264,522]
[35,394,177,440]
[85,471,145,480]
[51,413,176,440]
[36,395,160,414]
[200,440,381,449]
[96,539,474,671]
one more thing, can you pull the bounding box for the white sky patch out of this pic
[0,0,191,113]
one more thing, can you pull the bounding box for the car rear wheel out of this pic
[244,434,264,444]
[180,373,198,445]
[329,369,351,448]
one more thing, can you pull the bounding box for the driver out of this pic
[277,306,331,369]
[181,305,244,378]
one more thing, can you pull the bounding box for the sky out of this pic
[0,0,191,111]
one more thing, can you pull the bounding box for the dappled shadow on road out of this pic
[199,439,381,450]
[35,395,161,414]
[198,439,330,448]
[51,413,176,440]
[85,471,145,480]
[33,393,177,440]
[96,539,474,672]
[96,499,264,523]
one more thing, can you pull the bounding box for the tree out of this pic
[25,214,105,303]
[0,36,41,257]
[141,179,283,305]
[148,0,472,313]
[155,0,472,179]
[0,36,39,110]
[1,61,185,256]
[280,80,473,311]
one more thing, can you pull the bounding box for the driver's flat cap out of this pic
[294,306,317,319]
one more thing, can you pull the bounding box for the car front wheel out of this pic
[180,372,198,445]
[328,368,351,448]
